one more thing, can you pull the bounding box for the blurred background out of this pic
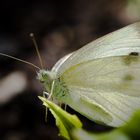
[0,0,140,139]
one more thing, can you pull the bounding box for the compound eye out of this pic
[40,80,45,83]
[43,91,49,98]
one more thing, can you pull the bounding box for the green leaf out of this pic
[120,109,140,140]
[72,129,130,140]
[72,109,140,140]
[39,96,82,140]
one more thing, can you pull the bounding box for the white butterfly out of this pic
[37,22,140,127]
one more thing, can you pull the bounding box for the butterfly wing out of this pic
[52,22,140,76]
[59,56,140,127]
[52,53,73,73]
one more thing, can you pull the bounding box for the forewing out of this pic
[61,56,140,97]
[52,53,73,73]
[53,22,140,75]
[60,56,140,126]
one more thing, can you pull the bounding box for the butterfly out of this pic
[1,22,140,127]
[37,22,140,127]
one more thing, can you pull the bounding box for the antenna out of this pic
[30,33,44,69]
[0,52,40,70]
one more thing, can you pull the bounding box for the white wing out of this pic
[52,53,73,73]
[60,56,140,127]
[66,86,140,127]
[52,22,140,75]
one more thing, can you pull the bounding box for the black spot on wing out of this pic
[119,74,134,90]
[123,74,134,81]
[129,52,139,56]
[123,52,139,65]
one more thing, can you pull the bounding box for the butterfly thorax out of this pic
[37,69,69,102]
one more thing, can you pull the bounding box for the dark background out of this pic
[0,0,139,140]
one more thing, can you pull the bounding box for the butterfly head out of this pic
[37,69,57,92]
[37,69,57,82]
